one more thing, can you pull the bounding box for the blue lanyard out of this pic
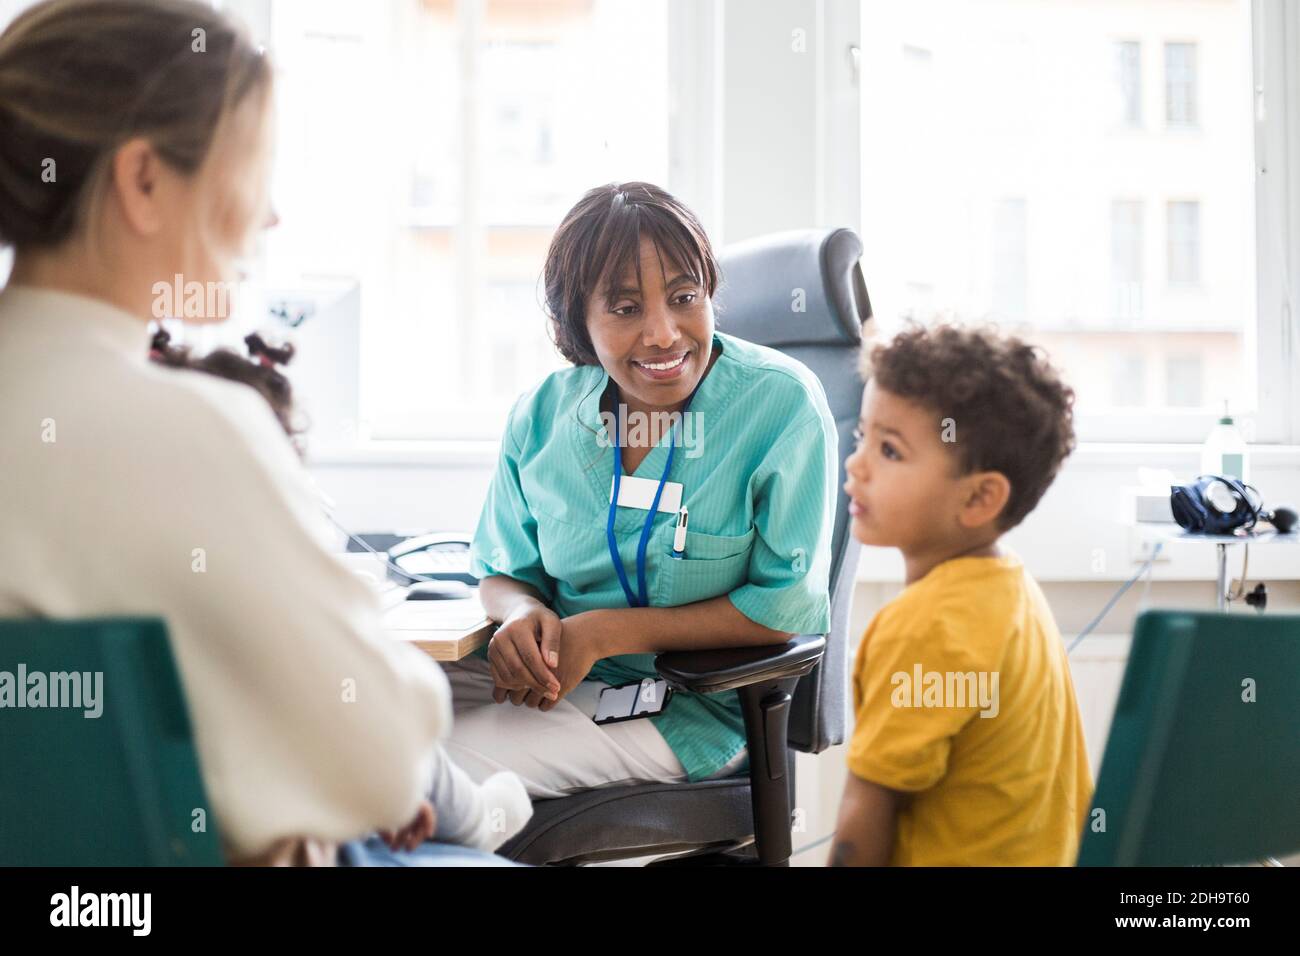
[605,385,698,608]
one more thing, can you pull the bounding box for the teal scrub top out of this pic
[469,330,837,781]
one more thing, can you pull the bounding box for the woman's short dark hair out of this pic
[543,182,720,366]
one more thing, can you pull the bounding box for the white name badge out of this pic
[609,475,683,514]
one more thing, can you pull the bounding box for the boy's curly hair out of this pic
[862,322,1077,531]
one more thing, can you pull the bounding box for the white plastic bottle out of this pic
[1200,400,1249,484]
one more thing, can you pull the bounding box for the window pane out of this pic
[1110,200,1144,320]
[1114,40,1141,126]
[1167,199,1201,284]
[859,0,1254,432]
[1110,353,1146,406]
[1165,353,1204,407]
[1165,41,1198,126]
[992,198,1027,319]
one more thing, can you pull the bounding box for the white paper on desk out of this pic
[383,598,485,632]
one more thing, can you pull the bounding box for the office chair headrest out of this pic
[713,228,870,349]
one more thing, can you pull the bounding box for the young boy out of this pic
[829,323,1092,866]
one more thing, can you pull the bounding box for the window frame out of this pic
[229,0,1298,453]
[853,0,1292,446]
[1165,198,1202,287]
[1163,39,1200,128]
[240,0,689,452]
[1115,38,1143,128]
[1110,198,1145,321]
[1253,0,1300,445]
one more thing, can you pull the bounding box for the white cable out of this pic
[1066,540,1164,656]
[323,509,430,583]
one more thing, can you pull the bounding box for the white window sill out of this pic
[306,439,502,468]
[854,443,1300,584]
[305,439,1300,585]
[305,439,1300,470]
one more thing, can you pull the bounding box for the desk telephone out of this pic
[346,531,476,599]
[386,532,476,586]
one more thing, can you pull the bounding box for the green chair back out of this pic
[1078,609,1300,865]
[0,617,224,865]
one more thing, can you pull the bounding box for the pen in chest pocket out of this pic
[672,507,689,559]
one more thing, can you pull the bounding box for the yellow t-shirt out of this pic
[848,550,1093,866]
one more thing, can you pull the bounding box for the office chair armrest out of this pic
[652,635,825,865]
[654,634,826,695]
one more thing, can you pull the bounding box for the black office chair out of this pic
[499,228,871,866]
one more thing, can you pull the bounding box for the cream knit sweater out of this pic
[0,285,449,862]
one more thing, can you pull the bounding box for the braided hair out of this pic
[149,328,304,450]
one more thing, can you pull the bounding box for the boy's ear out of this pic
[958,471,1012,530]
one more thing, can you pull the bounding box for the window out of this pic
[1165,41,1198,126]
[991,199,1027,320]
[1110,353,1146,406]
[860,0,1255,441]
[263,0,670,441]
[1110,200,1144,320]
[1165,354,1204,407]
[1114,40,1141,126]
[1167,200,1201,284]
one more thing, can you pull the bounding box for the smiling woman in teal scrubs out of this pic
[441,182,837,796]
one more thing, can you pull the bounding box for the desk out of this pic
[382,592,494,662]
[1154,527,1299,611]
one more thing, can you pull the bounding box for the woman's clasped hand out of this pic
[487,601,608,712]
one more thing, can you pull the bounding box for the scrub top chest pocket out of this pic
[655,525,756,607]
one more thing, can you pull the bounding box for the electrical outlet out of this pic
[1129,527,1173,565]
